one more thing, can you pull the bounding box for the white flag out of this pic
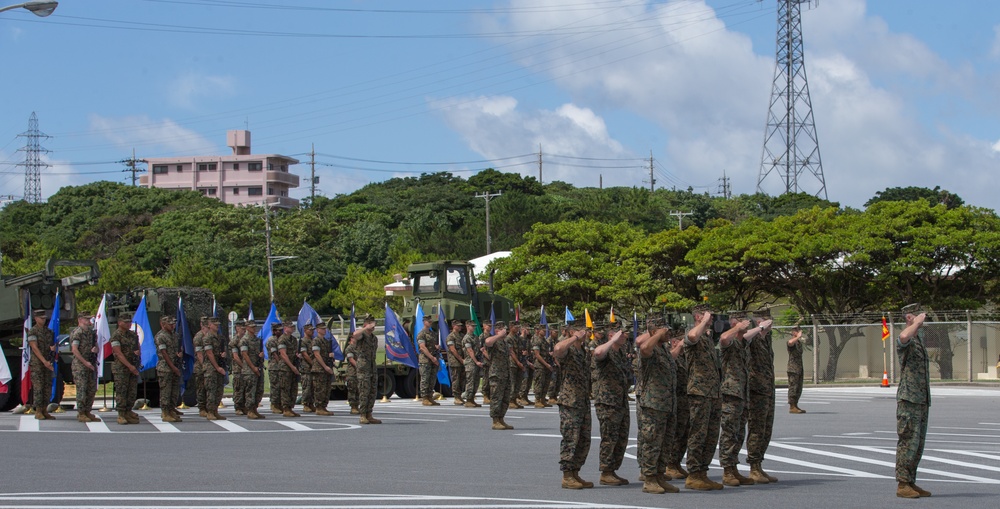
[0,343,12,388]
[20,295,32,404]
[95,293,112,382]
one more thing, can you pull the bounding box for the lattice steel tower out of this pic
[16,112,50,204]
[757,0,826,199]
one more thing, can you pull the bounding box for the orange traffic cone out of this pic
[881,371,890,387]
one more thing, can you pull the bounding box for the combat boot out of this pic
[282,409,297,417]
[359,414,371,425]
[612,472,630,485]
[302,405,314,413]
[733,467,755,485]
[500,418,514,430]
[234,408,245,416]
[542,399,554,407]
[684,471,715,491]
[465,401,480,408]
[656,474,680,493]
[482,396,491,404]
[430,398,440,406]
[665,464,688,479]
[269,405,279,414]
[350,405,360,414]
[641,476,665,494]
[910,483,931,497]
[508,402,521,410]
[42,408,56,420]
[749,463,771,484]
[365,413,381,424]
[77,412,89,422]
[212,410,227,420]
[600,471,627,486]
[534,401,546,408]
[572,471,594,488]
[722,467,741,487]
[117,412,129,425]
[199,408,209,417]
[85,412,100,422]
[453,397,464,406]
[789,405,806,414]
[491,417,506,430]
[127,410,139,420]
[896,482,920,499]
[422,398,435,406]
[160,411,177,423]
[125,413,140,424]
[561,471,584,490]
[205,410,219,421]
[315,408,333,416]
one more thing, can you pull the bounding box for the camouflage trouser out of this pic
[204,370,223,410]
[508,365,522,401]
[275,370,296,411]
[195,366,207,410]
[232,370,244,410]
[548,367,561,400]
[157,370,179,412]
[489,371,511,419]
[358,369,377,414]
[559,404,592,472]
[596,402,630,472]
[896,400,929,483]
[668,394,690,467]
[637,406,674,476]
[113,369,137,412]
[419,362,438,399]
[533,365,551,401]
[788,371,803,406]
[481,360,491,399]
[311,371,330,411]
[719,394,746,467]
[300,371,312,408]
[268,367,281,409]
[240,373,259,410]
[72,366,97,413]
[463,361,480,401]
[448,364,465,400]
[686,395,722,474]
[347,374,359,408]
[30,362,52,412]
[520,367,533,400]
[746,388,775,465]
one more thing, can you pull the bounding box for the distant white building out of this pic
[140,130,300,209]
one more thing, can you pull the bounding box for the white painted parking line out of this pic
[19,416,38,432]
[837,444,1000,474]
[276,421,311,431]
[144,415,181,433]
[86,420,111,433]
[211,420,249,432]
[933,450,1000,462]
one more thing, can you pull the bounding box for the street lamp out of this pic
[0,2,59,17]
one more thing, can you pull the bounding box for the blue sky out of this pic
[1,0,999,211]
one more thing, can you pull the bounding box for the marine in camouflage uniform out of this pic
[445,320,466,405]
[69,312,99,422]
[416,315,440,405]
[666,344,689,479]
[26,310,55,419]
[479,322,493,403]
[787,329,806,413]
[531,325,554,407]
[592,326,632,487]
[110,312,141,425]
[636,323,682,494]
[462,320,483,407]
[518,326,534,405]
[230,321,246,415]
[192,318,209,417]
[745,310,778,483]
[154,315,183,423]
[547,329,565,404]
[298,325,315,412]
[554,325,592,489]
[894,312,932,499]
[507,323,525,410]
[683,306,724,490]
[202,317,227,421]
[353,315,382,424]
[310,323,334,415]
[486,322,513,427]
[717,313,757,487]
[265,325,282,413]
[344,339,360,413]
[275,321,301,417]
[239,322,265,419]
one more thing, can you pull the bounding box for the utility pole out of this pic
[599,174,603,190]
[644,151,656,192]
[475,191,502,255]
[310,143,317,203]
[122,149,146,187]
[538,144,543,184]
[262,204,296,302]
[718,170,732,199]
[16,112,49,204]
[670,210,693,230]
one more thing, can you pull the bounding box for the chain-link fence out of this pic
[769,317,1000,383]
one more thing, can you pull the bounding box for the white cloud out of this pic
[0,151,91,203]
[88,114,220,156]
[167,73,236,109]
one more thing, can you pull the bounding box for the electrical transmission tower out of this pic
[16,112,50,203]
[757,0,827,200]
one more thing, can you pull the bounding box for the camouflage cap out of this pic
[160,315,176,324]
[315,322,327,329]
[32,309,48,317]
[303,323,315,331]
[282,320,296,327]
[362,313,376,323]
[200,316,210,325]
[234,318,246,326]
[691,304,711,314]
[422,314,435,322]
[78,311,93,319]
[754,306,772,319]
[494,320,506,328]
[451,319,463,326]
[118,311,133,321]
[245,320,257,328]
[208,316,221,324]
[728,310,748,320]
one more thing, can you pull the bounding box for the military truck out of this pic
[0,259,100,411]
[349,259,515,399]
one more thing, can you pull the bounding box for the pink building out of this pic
[140,130,300,209]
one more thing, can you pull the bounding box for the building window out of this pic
[152,165,168,174]
[198,163,218,171]
[232,188,240,195]
[248,187,263,196]
[280,190,288,197]
[267,187,275,196]
[280,164,288,172]
[248,162,262,171]
[268,163,274,171]
[176,165,184,172]
[233,163,240,170]
[199,188,218,196]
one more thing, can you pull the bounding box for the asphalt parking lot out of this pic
[1,386,998,509]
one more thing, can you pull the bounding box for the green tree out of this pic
[865,186,964,209]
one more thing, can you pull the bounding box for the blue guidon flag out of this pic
[384,303,418,369]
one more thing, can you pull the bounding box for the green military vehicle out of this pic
[344,259,515,399]
[0,259,100,411]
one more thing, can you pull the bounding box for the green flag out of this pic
[469,303,483,336]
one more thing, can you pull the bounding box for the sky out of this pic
[1,0,999,211]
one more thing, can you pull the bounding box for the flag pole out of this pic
[99,382,109,412]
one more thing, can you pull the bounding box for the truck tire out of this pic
[395,369,417,399]
[181,385,197,407]
[376,370,395,399]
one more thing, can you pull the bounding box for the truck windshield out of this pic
[445,266,469,295]
[415,272,439,295]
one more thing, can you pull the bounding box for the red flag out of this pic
[881,316,890,342]
[20,295,32,405]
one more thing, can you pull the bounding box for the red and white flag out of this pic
[0,343,12,393]
[20,295,32,405]
[95,293,112,382]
